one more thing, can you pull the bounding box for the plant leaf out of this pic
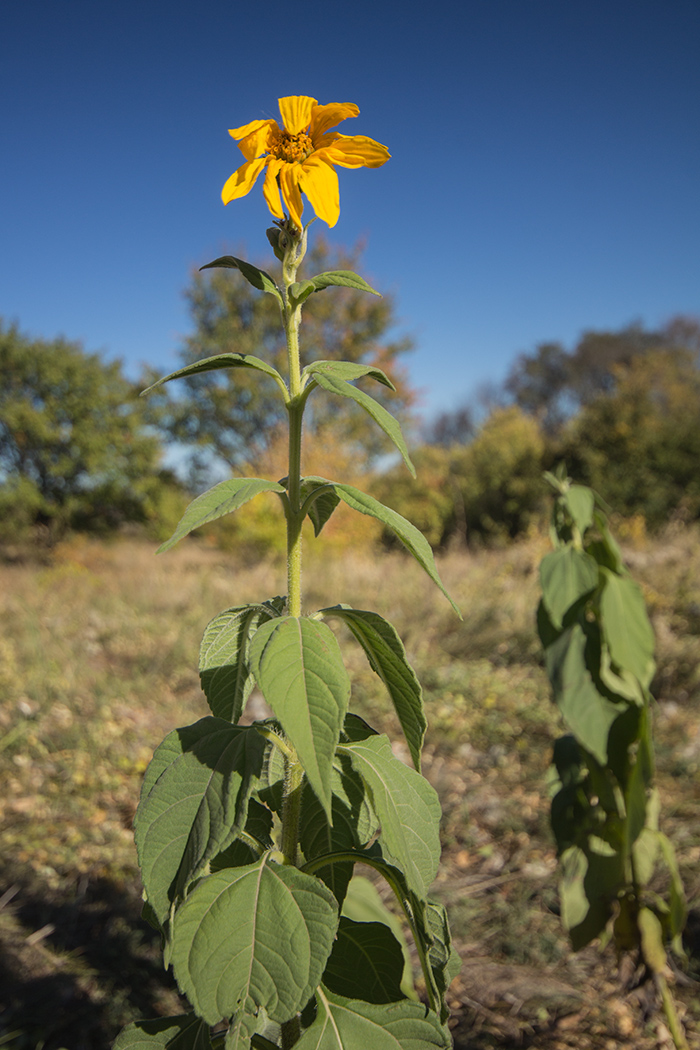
[300,478,341,537]
[539,547,599,631]
[113,1013,213,1049]
[140,353,287,398]
[309,372,415,477]
[563,485,595,534]
[199,600,285,722]
[295,988,451,1050]
[425,900,461,1023]
[169,858,338,1031]
[307,480,460,617]
[322,917,406,1003]
[135,718,265,925]
[302,360,395,390]
[638,907,668,974]
[299,752,379,905]
[337,734,441,898]
[200,255,283,303]
[157,479,286,553]
[250,617,350,818]
[321,606,425,770]
[307,270,381,296]
[599,569,655,686]
[545,624,623,765]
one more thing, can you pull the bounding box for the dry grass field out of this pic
[0,527,699,1049]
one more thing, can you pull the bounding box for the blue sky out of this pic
[2,0,699,419]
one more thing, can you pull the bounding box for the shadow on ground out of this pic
[0,861,182,1050]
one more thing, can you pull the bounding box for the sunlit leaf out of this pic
[338,734,441,898]
[113,1013,213,1049]
[599,569,655,686]
[157,479,286,553]
[321,606,425,769]
[302,359,395,390]
[250,617,350,817]
[140,353,287,398]
[309,372,415,477]
[170,858,338,1030]
[540,547,598,631]
[199,255,283,304]
[307,270,380,296]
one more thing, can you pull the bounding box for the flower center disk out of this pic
[270,130,313,164]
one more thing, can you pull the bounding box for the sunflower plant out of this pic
[114,96,459,1050]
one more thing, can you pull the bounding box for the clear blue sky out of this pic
[2,0,699,418]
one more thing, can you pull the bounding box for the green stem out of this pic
[656,972,689,1050]
[282,232,305,621]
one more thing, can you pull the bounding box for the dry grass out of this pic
[0,528,698,1049]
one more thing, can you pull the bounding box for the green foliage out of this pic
[0,319,170,542]
[376,407,546,548]
[539,472,686,971]
[147,236,415,484]
[117,225,457,1049]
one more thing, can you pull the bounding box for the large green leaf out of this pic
[599,569,655,686]
[321,606,425,770]
[323,917,406,1004]
[539,547,599,631]
[309,372,415,477]
[299,752,379,905]
[199,255,283,304]
[250,617,350,817]
[337,735,441,898]
[169,858,338,1035]
[113,1013,213,1050]
[140,353,287,398]
[158,479,286,553]
[309,480,460,617]
[199,600,284,722]
[301,360,395,390]
[135,718,265,925]
[295,988,451,1050]
[545,624,623,765]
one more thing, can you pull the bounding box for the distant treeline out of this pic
[2,244,699,550]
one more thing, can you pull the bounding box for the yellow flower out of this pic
[222,95,390,230]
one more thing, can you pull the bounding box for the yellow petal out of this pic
[228,118,272,141]
[221,156,268,204]
[309,102,359,141]
[278,95,317,135]
[320,134,391,169]
[299,157,340,228]
[262,158,285,220]
[231,120,276,161]
[279,163,304,230]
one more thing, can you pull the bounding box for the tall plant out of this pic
[539,469,688,1049]
[115,95,459,1050]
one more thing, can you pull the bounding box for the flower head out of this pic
[222,95,390,230]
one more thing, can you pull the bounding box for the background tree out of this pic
[0,320,179,542]
[148,235,416,486]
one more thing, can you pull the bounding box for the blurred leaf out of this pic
[563,485,595,534]
[540,547,598,631]
[545,624,622,765]
[599,569,655,686]
[638,907,668,974]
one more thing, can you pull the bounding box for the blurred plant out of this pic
[539,469,688,1049]
[115,95,459,1050]
[0,321,177,544]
